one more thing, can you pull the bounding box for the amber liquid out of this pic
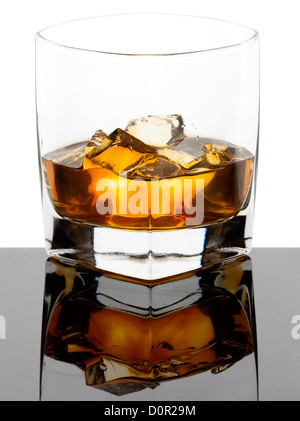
[43,137,254,230]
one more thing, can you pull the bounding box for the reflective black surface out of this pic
[0,248,300,401]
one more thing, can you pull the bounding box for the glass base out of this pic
[45,213,252,280]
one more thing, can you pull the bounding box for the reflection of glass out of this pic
[40,255,258,400]
[36,14,259,279]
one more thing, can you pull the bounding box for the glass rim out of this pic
[36,12,259,57]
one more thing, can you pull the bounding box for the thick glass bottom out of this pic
[45,212,252,281]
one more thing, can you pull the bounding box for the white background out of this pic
[0,0,299,248]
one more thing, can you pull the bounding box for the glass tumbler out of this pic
[36,13,259,280]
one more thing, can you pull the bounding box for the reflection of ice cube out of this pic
[83,128,158,173]
[85,362,160,395]
[159,137,205,170]
[125,114,184,147]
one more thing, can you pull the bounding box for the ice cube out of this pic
[125,114,184,147]
[202,142,236,166]
[51,142,89,169]
[158,137,205,170]
[127,155,183,179]
[83,128,158,173]
[182,123,200,138]
[83,129,112,159]
[91,129,107,142]
[54,130,111,169]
